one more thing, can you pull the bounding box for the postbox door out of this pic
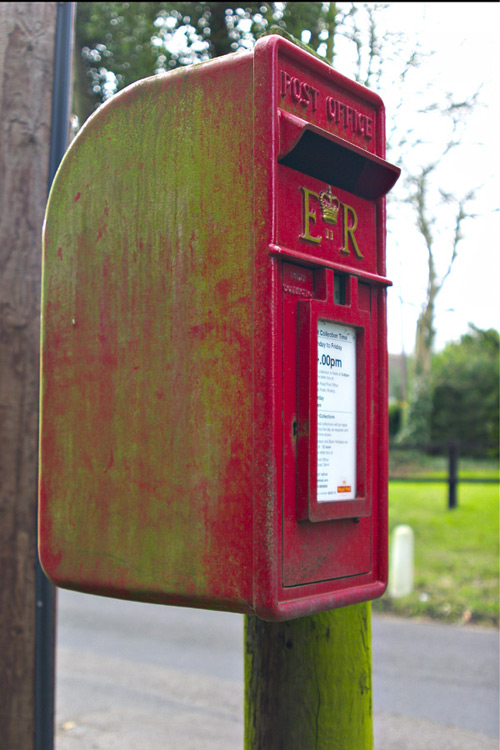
[281,263,373,588]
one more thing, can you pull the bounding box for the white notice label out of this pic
[317,321,356,502]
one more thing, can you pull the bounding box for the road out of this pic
[55,589,498,749]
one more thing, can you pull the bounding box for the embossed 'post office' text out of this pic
[280,69,373,141]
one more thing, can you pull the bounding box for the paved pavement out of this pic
[371,615,498,737]
[55,590,499,749]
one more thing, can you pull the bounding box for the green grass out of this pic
[372,480,499,626]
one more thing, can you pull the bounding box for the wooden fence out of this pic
[389,441,499,509]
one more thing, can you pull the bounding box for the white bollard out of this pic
[388,524,415,598]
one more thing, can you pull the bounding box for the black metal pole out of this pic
[35,4,74,749]
[448,440,459,510]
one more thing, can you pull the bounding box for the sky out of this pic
[363,2,500,354]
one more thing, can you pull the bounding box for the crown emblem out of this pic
[319,185,340,225]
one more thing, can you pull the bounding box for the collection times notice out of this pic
[317,320,356,501]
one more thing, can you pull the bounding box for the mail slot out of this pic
[39,34,400,620]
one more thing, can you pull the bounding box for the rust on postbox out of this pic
[39,34,400,620]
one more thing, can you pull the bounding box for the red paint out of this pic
[104,450,114,473]
[39,35,399,621]
[38,478,63,575]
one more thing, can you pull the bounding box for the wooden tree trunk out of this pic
[0,4,57,747]
[245,604,373,750]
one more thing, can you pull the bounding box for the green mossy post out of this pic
[244,604,373,749]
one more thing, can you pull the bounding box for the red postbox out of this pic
[39,34,400,620]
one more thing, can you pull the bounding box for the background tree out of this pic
[430,326,499,453]
[0,4,61,747]
[73,2,313,123]
[72,2,393,125]
[396,92,479,443]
